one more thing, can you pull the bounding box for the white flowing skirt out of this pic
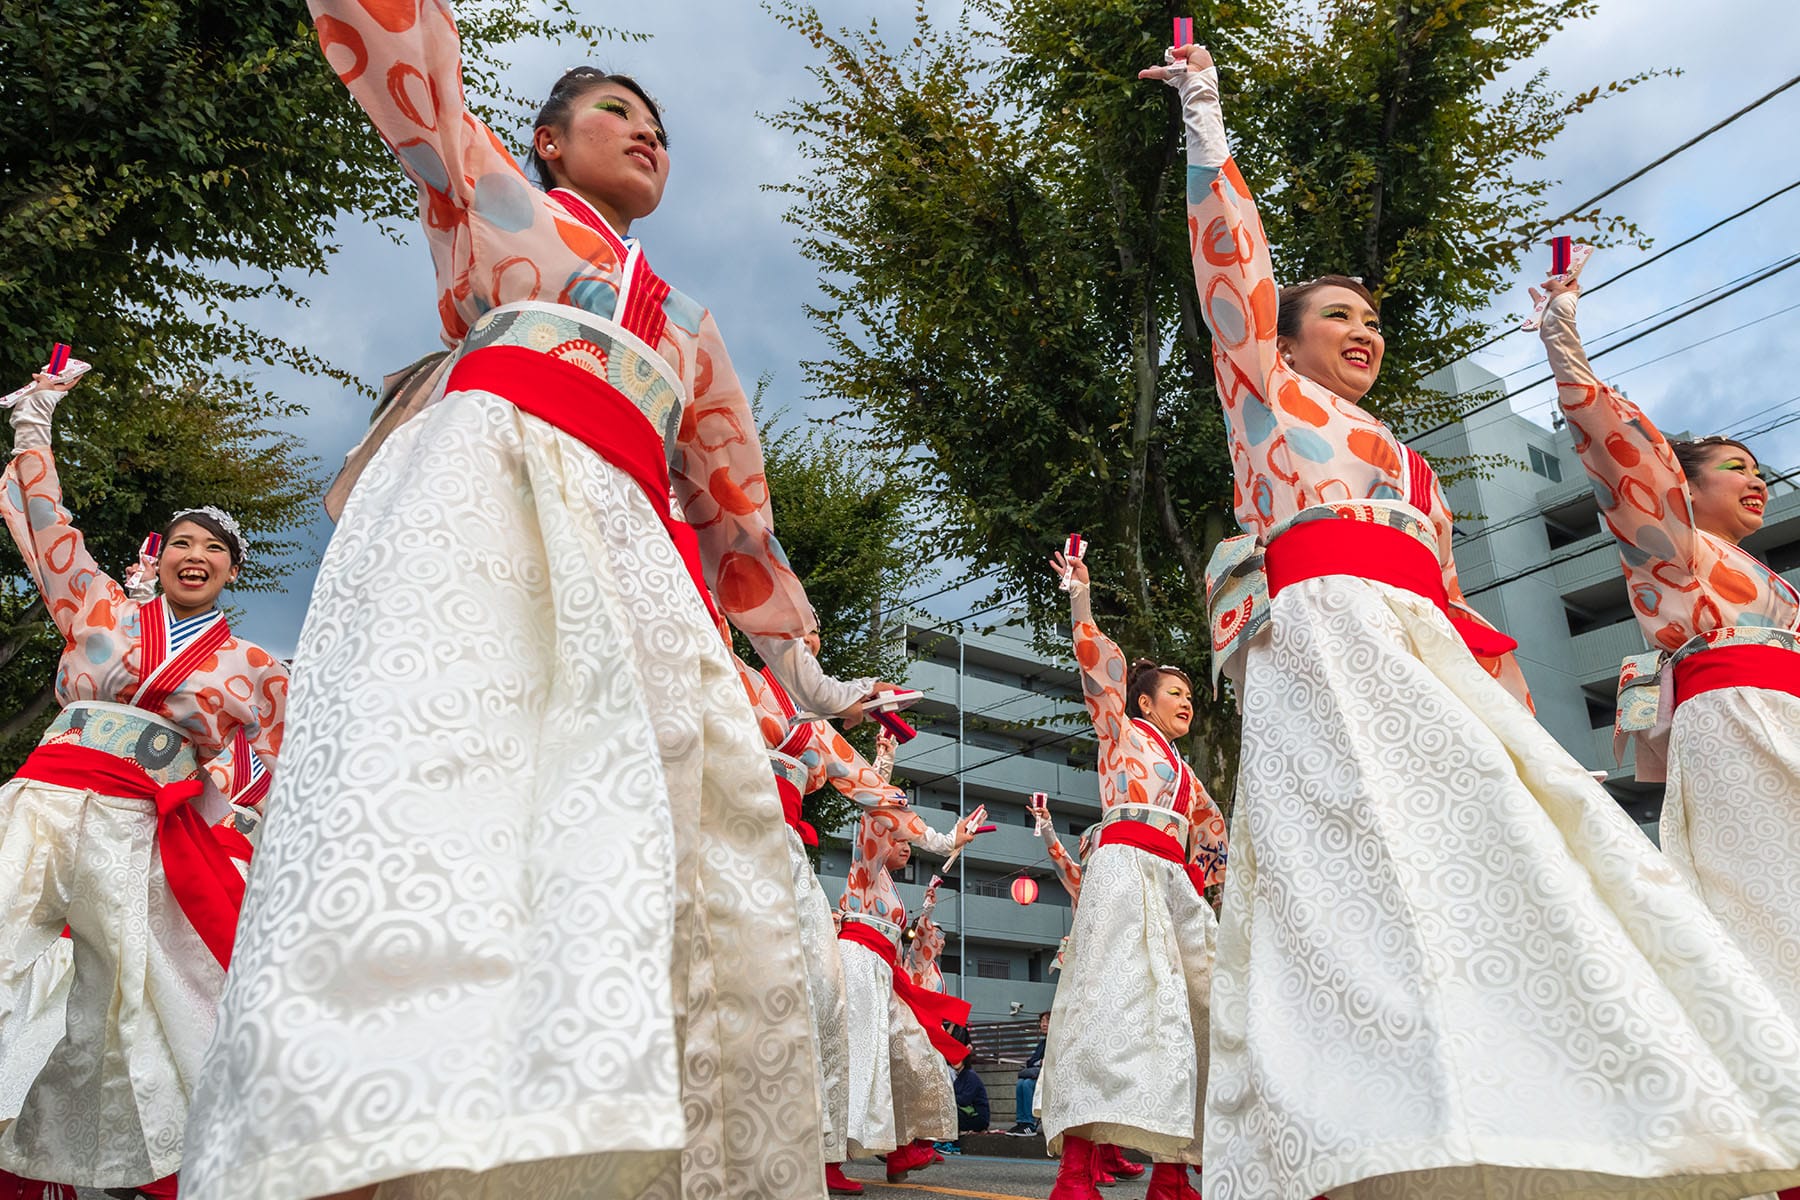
[788,831,850,1164]
[1042,842,1213,1162]
[0,780,221,1186]
[1663,687,1800,1023]
[1206,574,1800,1200]
[180,390,822,1200]
[839,938,955,1155]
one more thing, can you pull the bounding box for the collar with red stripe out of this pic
[1401,445,1436,517]
[133,597,232,714]
[547,187,672,348]
[1129,717,1195,816]
[760,666,815,758]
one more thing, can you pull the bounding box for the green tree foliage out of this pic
[770,0,1646,794]
[741,410,928,851]
[0,1,627,755]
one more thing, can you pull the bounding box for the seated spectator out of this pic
[1010,1011,1049,1134]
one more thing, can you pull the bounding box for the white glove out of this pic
[123,550,160,602]
[1029,794,1054,839]
[7,385,63,454]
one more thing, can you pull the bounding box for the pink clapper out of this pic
[46,343,71,375]
[1173,17,1194,46]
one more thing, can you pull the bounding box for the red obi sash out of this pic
[445,346,718,624]
[1673,643,1800,709]
[1265,518,1518,659]
[774,774,819,847]
[14,743,251,967]
[839,919,972,1065]
[1097,820,1208,899]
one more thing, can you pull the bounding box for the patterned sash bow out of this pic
[839,917,972,1065]
[14,743,250,967]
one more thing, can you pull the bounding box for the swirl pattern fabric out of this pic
[0,777,222,1186]
[1663,688,1800,1024]
[840,939,900,1155]
[788,831,851,1164]
[1042,843,1213,1163]
[1207,574,1800,1200]
[179,390,821,1200]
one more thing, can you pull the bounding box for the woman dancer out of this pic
[1026,797,1144,1188]
[736,647,903,1198]
[1040,554,1223,1200]
[1538,274,1800,1021]
[182,6,893,1198]
[1151,39,1800,1199]
[0,367,284,1195]
[837,798,983,1182]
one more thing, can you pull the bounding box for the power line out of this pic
[893,565,1005,609]
[1423,175,1800,375]
[1409,251,1800,444]
[1521,72,1800,240]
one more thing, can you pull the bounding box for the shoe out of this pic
[1100,1145,1146,1180]
[886,1140,935,1183]
[825,1163,864,1195]
[1007,1122,1036,1135]
[1146,1161,1198,1200]
[1047,1134,1105,1200]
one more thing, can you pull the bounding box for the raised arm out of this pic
[804,722,906,810]
[1029,792,1083,900]
[673,311,876,716]
[3,428,126,641]
[1056,551,1164,789]
[1538,285,1701,576]
[306,0,520,342]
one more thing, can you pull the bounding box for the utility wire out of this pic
[1423,175,1800,376]
[1520,72,1800,241]
[1409,251,1800,444]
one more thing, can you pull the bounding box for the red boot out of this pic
[0,1172,75,1200]
[825,1163,864,1195]
[885,1140,935,1183]
[1146,1161,1199,1200]
[1101,1144,1146,1180]
[1048,1135,1105,1200]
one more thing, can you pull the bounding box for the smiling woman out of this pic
[1539,275,1800,1039]
[176,2,899,1199]
[1162,40,1800,1200]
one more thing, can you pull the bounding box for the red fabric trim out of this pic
[1129,718,1193,817]
[546,189,670,347]
[15,744,243,967]
[1266,519,1518,658]
[138,596,168,684]
[775,775,818,847]
[1673,643,1800,709]
[0,1169,75,1200]
[135,1173,178,1199]
[136,607,231,713]
[1097,821,1207,899]
[446,346,718,624]
[1403,447,1435,516]
[838,921,972,1064]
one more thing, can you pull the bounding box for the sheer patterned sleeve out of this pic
[2,446,126,640]
[1069,586,1161,800]
[898,808,958,858]
[1178,66,1394,535]
[1042,831,1083,901]
[306,0,517,342]
[672,310,867,714]
[808,723,906,809]
[1540,290,1701,581]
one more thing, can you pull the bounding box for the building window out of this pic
[973,958,1012,979]
[1528,445,1562,482]
[967,877,1011,898]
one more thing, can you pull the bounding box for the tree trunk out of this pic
[0,597,47,672]
[0,679,55,745]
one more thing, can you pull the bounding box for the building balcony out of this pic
[889,730,1100,807]
[1567,620,1650,688]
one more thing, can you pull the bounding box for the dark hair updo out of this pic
[1125,658,1193,720]
[528,67,667,188]
[1275,274,1379,342]
[163,510,244,568]
[1670,436,1755,484]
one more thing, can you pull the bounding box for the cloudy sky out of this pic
[229,0,1800,655]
